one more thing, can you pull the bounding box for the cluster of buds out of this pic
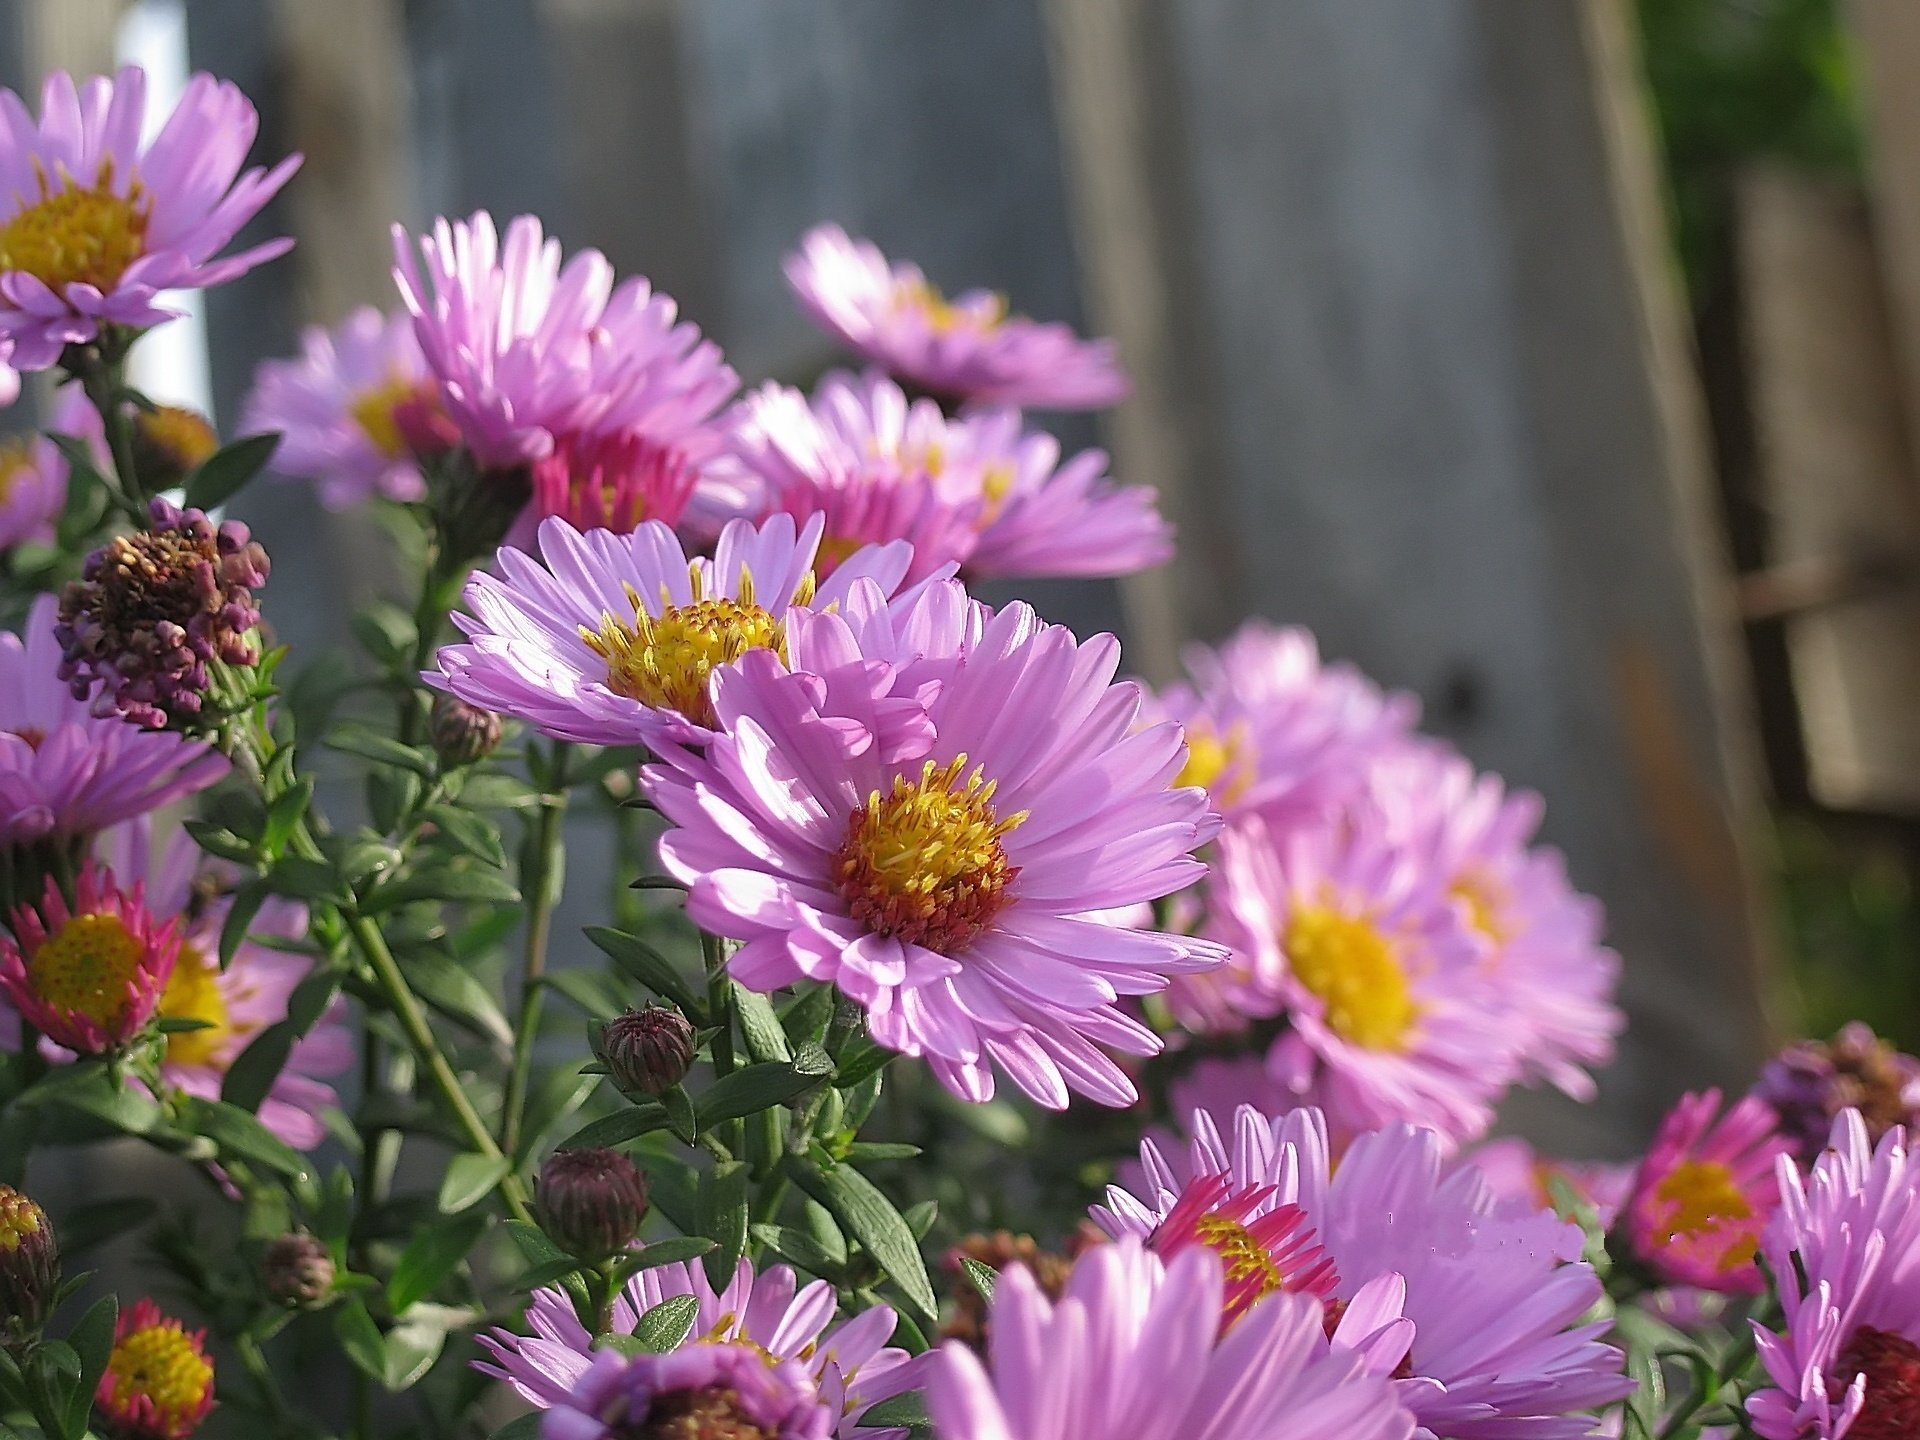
[536,1148,650,1262]
[598,1005,695,1097]
[55,498,270,729]
[940,1226,1101,1347]
[0,1184,58,1351]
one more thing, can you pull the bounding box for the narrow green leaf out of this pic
[785,1158,936,1323]
[584,926,704,1016]
[558,1104,668,1152]
[360,866,520,915]
[268,855,345,903]
[263,777,314,856]
[490,1415,545,1440]
[959,1256,998,1304]
[388,1213,488,1314]
[217,880,271,967]
[177,1098,311,1181]
[182,819,257,865]
[698,1161,751,1289]
[183,431,279,510]
[418,804,509,869]
[857,1393,931,1435]
[382,1318,447,1391]
[438,1152,511,1214]
[610,1236,717,1281]
[61,1295,116,1439]
[697,1061,831,1127]
[749,1224,845,1278]
[333,1301,386,1381]
[402,947,513,1046]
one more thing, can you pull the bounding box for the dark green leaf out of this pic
[361,866,521,914]
[539,969,626,1021]
[832,1041,897,1091]
[183,431,279,510]
[438,1152,511,1214]
[843,1142,921,1163]
[584,927,703,1016]
[558,1104,667,1151]
[183,819,257,865]
[749,1224,845,1278]
[785,1158,936,1323]
[731,986,792,1063]
[418,805,508,869]
[504,1221,568,1268]
[55,1200,150,1255]
[327,726,436,777]
[698,1161,750,1289]
[333,1301,387,1382]
[959,1256,998,1304]
[268,855,345,903]
[627,1294,698,1354]
[857,1393,931,1435]
[697,1061,831,1127]
[263,777,314,856]
[177,1098,311,1180]
[489,1415,544,1440]
[610,1237,717,1282]
[401,948,513,1046]
[62,1295,117,1439]
[218,880,271,967]
[388,1213,488,1313]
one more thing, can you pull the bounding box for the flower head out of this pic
[0,389,90,550]
[543,1344,830,1440]
[0,861,177,1053]
[784,225,1128,410]
[240,305,440,507]
[430,512,923,749]
[261,1233,333,1308]
[479,1253,919,1437]
[926,1237,1414,1440]
[1748,1112,1920,1440]
[598,1004,695,1096]
[95,1299,214,1440]
[0,1184,57,1349]
[0,67,298,370]
[1144,1171,1337,1328]
[57,497,269,728]
[1621,1089,1790,1293]
[647,581,1224,1109]
[1753,1023,1920,1165]
[0,595,225,845]
[536,1148,650,1261]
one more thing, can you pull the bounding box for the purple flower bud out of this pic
[536,1148,649,1262]
[1752,1022,1920,1162]
[262,1233,334,1308]
[0,1184,58,1351]
[599,1006,696,1097]
[428,692,504,766]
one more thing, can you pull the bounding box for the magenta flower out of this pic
[1749,1111,1920,1440]
[429,513,922,749]
[785,225,1129,411]
[478,1255,918,1437]
[1098,1105,1631,1439]
[926,1237,1414,1440]
[645,582,1224,1108]
[392,211,735,471]
[1143,1171,1338,1329]
[1621,1089,1790,1294]
[240,305,441,507]
[0,67,299,370]
[543,1345,830,1440]
[0,594,225,845]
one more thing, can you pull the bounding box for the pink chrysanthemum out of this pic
[645,581,1225,1109]
[784,225,1129,411]
[1368,740,1623,1101]
[0,861,177,1054]
[477,1255,918,1438]
[429,513,925,749]
[1143,1171,1339,1329]
[1097,1105,1632,1439]
[96,1297,214,1440]
[1621,1089,1790,1294]
[1194,812,1517,1146]
[240,305,442,507]
[1749,1111,1920,1440]
[392,211,735,471]
[927,1237,1413,1440]
[0,594,225,845]
[0,67,299,371]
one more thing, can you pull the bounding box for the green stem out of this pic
[234,1333,293,1425]
[68,340,148,520]
[503,741,573,1156]
[702,933,738,1079]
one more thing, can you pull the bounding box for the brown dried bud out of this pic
[0,1184,58,1349]
[429,692,504,767]
[537,1148,649,1262]
[263,1233,334,1308]
[599,1006,696,1097]
[131,406,220,492]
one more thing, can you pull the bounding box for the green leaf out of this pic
[401,947,513,1046]
[182,819,257,865]
[263,777,314,856]
[490,1414,545,1440]
[438,1152,511,1214]
[626,1294,699,1354]
[732,986,792,1063]
[697,1060,832,1127]
[749,1224,845,1278]
[217,880,271,967]
[418,805,509,869]
[223,968,342,1111]
[609,1236,717,1282]
[584,927,704,1016]
[832,1040,897,1091]
[540,968,628,1021]
[177,1098,311,1180]
[47,433,110,493]
[780,985,836,1048]
[268,855,345,903]
[842,1142,921,1163]
[361,866,521,914]
[350,605,416,668]
[388,1213,488,1313]
[857,1393,931,1435]
[959,1256,998,1304]
[327,725,437,777]
[55,1200,150,1255]
[62,1295,116,1439]
[785,1157,937,1324]
[382,1317,447,1391]
[505,1221,569,1268]
[183,431,279,510]
[333,1301,387,1382]
[698,1160,751,1289]
[558,1104,668,1151]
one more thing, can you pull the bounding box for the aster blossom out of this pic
[646,580,1225,1108]
[429,512,926,749]
[478,1254,918,1436]
[785,224,1129,410]
[0,66,299,370]
[925,1236,1414,1440]
[543,1344,829,1440]
[0,418,73,553]
[95,1298,214,1440]
[1097,1104,1632,1439]
[1749,1110,1920,1440]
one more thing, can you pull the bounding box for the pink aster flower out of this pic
[1368,740,1623,1101]
[0,67,299,371]
[1195,811,1517,1146]
[0,594,226,846]
[545,1345,828,1440]
[1621,1089,1790,1294]
[646,582,1225,1109]
[1097,1104,1632,1439]
[477,1255,918,1437]
[785,225,1129,411]
[1749,1111,1920,1440]
[240,305,441,507]
[926,1237,1414,1440]
[1465,1137,1635,1228]
[0,861,178,1054]
[0,389,94,550]
[430,512,924,749]
[392,211,735,472]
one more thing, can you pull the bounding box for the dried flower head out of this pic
[598,1005,696,1097]
[1753,1023,1920,1164]
[0,1184,58,1350]
[537,1147,650,1262]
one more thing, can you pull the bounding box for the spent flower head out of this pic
[1753,1022,1920,1164]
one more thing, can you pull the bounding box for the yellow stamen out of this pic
[0,160,150,294]
[28,914,145,1029]
[0,440,33,506]
[0,1190,43,1253]
[159,945,235,1069]
[1176,721,1253,804]
[1284,903,1419,1050]
[897,276,1006,335]
[1451,869,1509,945]
[1193,1213,1285,1302]
[350,375,426,458]
[104,1320,212,1437]
[1652,1160,1758,1273]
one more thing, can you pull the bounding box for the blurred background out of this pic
[1,0,1915,1156]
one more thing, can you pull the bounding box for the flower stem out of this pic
[502,740,573,1157]
[702,932,738,1079]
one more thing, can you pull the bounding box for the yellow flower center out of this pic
[1284,903,1419,1050]
[159,945,234,1069]
[1175,721,1252,804]
[134,406,220,476]
[0,439,33,506]
[899,277,1006,335]
[978,461,1017,523]
[833,755,1026,954]
[1192,1213,1285,1304]
[580,567,805,730]
[350,375,425,458]
[0,1187,44,1252]
[1652,1160,1758,1273]
[1451,870,1509,944]
[0,161,150,294]
[28,913,145,1030]
[105,1321,213,1438]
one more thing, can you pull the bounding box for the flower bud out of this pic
[262,1233,334,1308]
[536,1148,649,1262]
[0,1184,59,1350]
[131,406,220,493]
[428,692,504,766]
[599,1005,695,1097]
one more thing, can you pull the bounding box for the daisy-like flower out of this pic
[545,1345,829,1440]
[392,210,735,472]
[477,1255,918,1436]
[429,512,922,749]
[1368,740,1623,1102]
[1620,1089,1790,1294]
[1752,1022,1920,1165]
[785,225,1129,411]
[0,594,226,846]
[1465,1137,1635,1227]
[0,427,69,553]
[1097,1105,1632,1439]
[926,1237,1414,1440]
[0,861,177,1054]
[0,67,299,371]
[94,1298,214,1440]
[240,305,442,508]
[646,581,1225,1109]
[1197,812,1516,1146]
[1749,1110,1920,1440]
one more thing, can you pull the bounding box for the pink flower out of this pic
[0,389,94,550]
[544,1346,827,1440]
[785,225,1129,411]
[0,67,299,370]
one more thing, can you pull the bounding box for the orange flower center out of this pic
[28,913,144,1029]
[104,1319,213,1440]
[0,162,150,294]
[1285,903,1418,1050]
[1651,1159,1758,1274]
